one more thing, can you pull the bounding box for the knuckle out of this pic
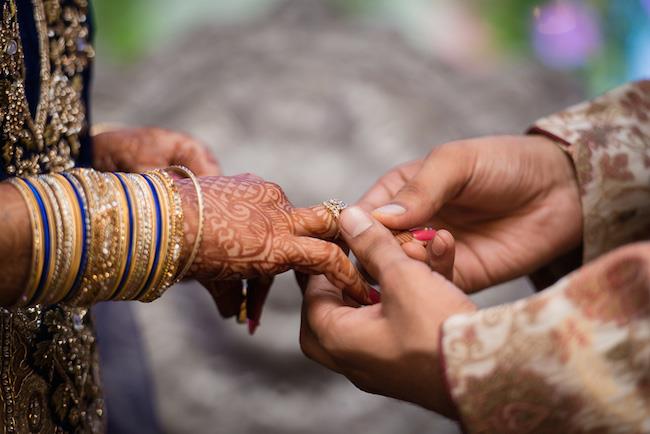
[381,257,416,281]
[397,181,426,201]
[263,181,288,200]
[264,181,282,191]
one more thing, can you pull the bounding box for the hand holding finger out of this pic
[285,236,379,305]
[372,144,474,230]
[426,229,455,281]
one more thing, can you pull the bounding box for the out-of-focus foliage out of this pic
[93,0,649,95]
[93,0,280,60]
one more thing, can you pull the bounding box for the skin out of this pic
[359,135,583,292]
[92,127,221,176]
[0,183,31,304]
[301,206,650,417]
[176,174,375,309]
[0,128,374,310]
[299,134,585,416]
[300,207,476,417]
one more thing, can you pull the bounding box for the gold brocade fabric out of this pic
[441,81,650,433]
[0,0,104,432]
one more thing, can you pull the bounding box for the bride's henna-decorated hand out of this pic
[176,174,375,321]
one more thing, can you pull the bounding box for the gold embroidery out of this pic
[0,0,103,432]
[0,0,94,176]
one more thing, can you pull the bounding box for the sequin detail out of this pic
[0,0,94,176]
[0,0,103,432]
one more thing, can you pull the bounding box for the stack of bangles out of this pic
[8,166,204,307]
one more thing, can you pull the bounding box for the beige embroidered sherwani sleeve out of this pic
[440,80,650,433]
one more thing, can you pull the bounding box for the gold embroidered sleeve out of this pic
[530,80,650,266]
[440,242,650,433]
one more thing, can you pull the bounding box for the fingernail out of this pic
[411,228,436,241]
[373,204,406,216]
[340,207,373,237]
[248,319,260,335]
[369,288,381,304]
[431,233,446,256]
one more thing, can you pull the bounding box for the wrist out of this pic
[536,134,583,246]
[176,177,200,279]
[0,183,32,305]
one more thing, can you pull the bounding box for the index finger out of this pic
[356,160,422,211]
[339,206,413,284]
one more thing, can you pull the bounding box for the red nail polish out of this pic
[369,288,381,304]
[248,319,260,335]
[411,228,436,241]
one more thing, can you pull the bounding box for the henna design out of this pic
[177,174,372,306]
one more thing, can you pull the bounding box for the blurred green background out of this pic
[93,0,650,96]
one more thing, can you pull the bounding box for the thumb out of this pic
[371,144,474,229]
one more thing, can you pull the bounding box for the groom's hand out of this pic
[300,206,475,416]
[358,135,582,292]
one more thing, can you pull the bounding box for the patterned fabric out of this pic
[531,80,650,262]
[440,81,650,434]
[0,0,104,432]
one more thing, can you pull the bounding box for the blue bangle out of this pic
[137,174,163,299]
[113,173,135,298]
[22,178,51,305]
[61,172,89,301]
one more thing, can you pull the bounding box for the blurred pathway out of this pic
[93,1,583,433]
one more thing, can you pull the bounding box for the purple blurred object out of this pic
[532,0,602,69]
[642,0,650,16]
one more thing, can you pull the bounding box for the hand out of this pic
[92,126,221,176]
[177,175,377,330]
[300,207,475,416]
[359,135,582,292]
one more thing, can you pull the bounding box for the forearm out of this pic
[0,182,32,305]
[0,168,197,308]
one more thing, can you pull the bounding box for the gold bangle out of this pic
[119,174,151,300]
[35,176,67,305]
[110,173,140,301]
[138,169,184,302]
[70,169,121,305]
[52,174,83,303]
[103,173,130,301]
[28,177,57,305]
[165,166,203,283]
[137,172,170,300]
[60,172,90,303]
[121,174,156,300]
[157,169,184,291]
[8,178,44,306]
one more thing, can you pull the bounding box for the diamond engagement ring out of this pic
[322,199,348,220]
